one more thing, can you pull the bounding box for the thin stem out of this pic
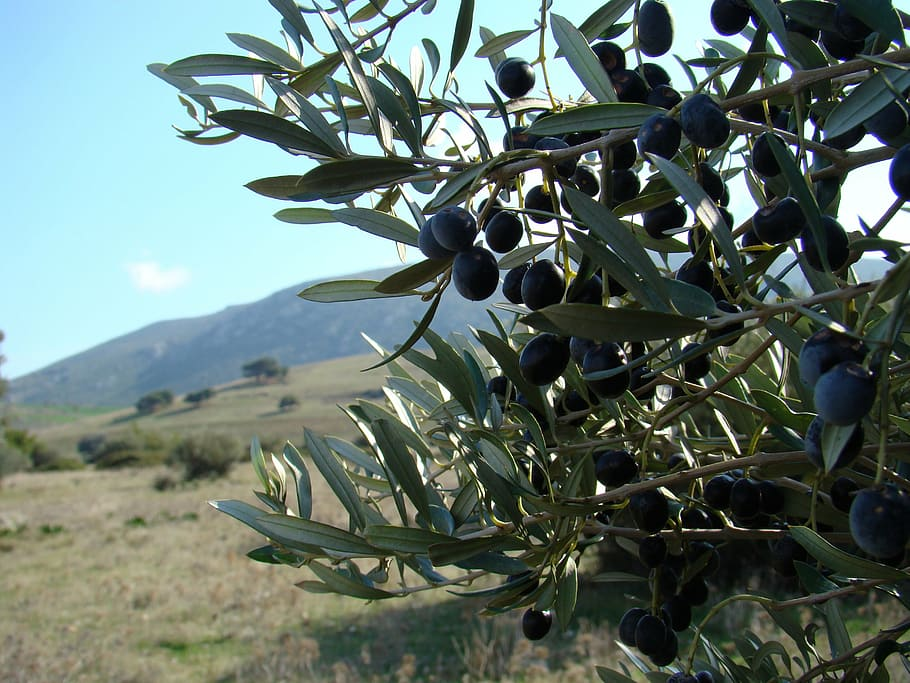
[686,594,773,670]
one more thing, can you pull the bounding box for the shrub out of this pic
[0,443,29,484]
[169,433,239,481]
[91,429,169,469]
[278,394,299,411]
[184,387,215,407]
[77,433,107,460]
[135,389,174,415]
[156,3,910,681]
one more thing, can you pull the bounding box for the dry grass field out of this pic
[2,354,905,682]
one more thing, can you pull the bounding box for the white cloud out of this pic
[125,261,190,293]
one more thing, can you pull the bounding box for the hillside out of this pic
[8,266,494,407]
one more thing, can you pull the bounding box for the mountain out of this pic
[8,267,497,407]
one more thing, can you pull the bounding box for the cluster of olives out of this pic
[459,1,910,669]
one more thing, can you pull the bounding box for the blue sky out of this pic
[0,1,905,380]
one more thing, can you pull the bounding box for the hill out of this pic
[8,266,494,407]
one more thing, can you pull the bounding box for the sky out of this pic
[0,1,906,380]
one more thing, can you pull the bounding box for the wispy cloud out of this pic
[125,261,190,293]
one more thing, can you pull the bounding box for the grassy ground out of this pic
[2,355,906,681]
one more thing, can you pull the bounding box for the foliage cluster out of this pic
[155,1,910,681]
[135,389,175,415]
[87,428,171,469]
[242,356,289,383]
[185,387,216,407]
[168,432,241,481]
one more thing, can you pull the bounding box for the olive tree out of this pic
[153,1,910,680]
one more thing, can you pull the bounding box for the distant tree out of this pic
[135,389,174,415]
[184,387,215,408]
[278,394,299,412]
[242,356,287,384]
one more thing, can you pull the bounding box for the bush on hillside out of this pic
[278,394,299,411]
[169,433,239,481]
[135,389,174,415]
[0,443,29,484]
[91,429,170,469]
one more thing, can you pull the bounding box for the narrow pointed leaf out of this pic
[527,103,662,136]
[372,419,431,522]
[645,155,746,285]
[275,207,334,224]
[227,32,302,70]
[365,75,422,154]
[475,28,537,58]
[267,77,347,156]
[288,53,344,96]
[551,14,617,103]
[298,280,417,302]
[246,158,420,201]
[180,84,266,110]
[555,555,578,631]
[304,561,396,599]
[318,8,392,152]
[474,329,549,416]
[363,292,443,370]
[333,208,420,246]
[564,187,670,305]
[165,54,284,76]
[268,0,315,46]
[522,303,706,341]
[449,0,475,76]
[375,258,450,294]
[364,525,455,554]
[789,526,910,580]
[210,109,338,157]
[377,63,423,139]
[842,0,905,45]
[257,513,382,556]
[148,63,216,113]
[568,228,661,308]
[747,0,792,64]
[825,67,910,138]
[577,0,636,41]
[282,442,312,520]
[304,427,367,530]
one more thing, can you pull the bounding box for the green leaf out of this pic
[165,54,284,76]
[304,560,397,599]
[266,77,347,157]
[746,0,792,64]
[250,436,269,491]
[210,110,339,158]
[377,63,424,140]
[374,258,450,294]
[180,84,266,110]
[298,279,415,302]
[779,1,837,32]
[351,0,389,23]
[371,419,431,522]
[794,560,840,594]
[226,33,301,70]
[527,103,662,136]
[471,458,526,528]
[564,188,670,307]
[645,155,746,286]
[282,442,312,520]
[474,329,548,417]
[246,158,420,202]
[667,278,719,317]
[363,292,443,370]
[364,525,455,554]
[478,26,506,70]
[257,513,383,556]
[596,668,639,683]
[522,303,706,342]
[304,427,367,531]
[366,75,423,155]
[555,555,578,631]
[567,228,661,309]
[274,207,335,224]
[823,601,852,658]
[474,28,537,58]
[318,8,392,152]
[403,328,478,415]
[449,0,475,77]
[551,14,617,103]
[288,53,343,97]
[876,252,910,304]
[268,0,315,46]
[210,499,281,538]
[334,208,420,246]
[577,0,636,41]
[752,390,814,432]
[147,63,216,113]
[789,526,910,580]
[825,67,910,138]
[428,536,527,566]
[423,38,441,86]
[424,165,484,212]
[842,0,905,45]
[822,422,860,473]
[727,27,769,99]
